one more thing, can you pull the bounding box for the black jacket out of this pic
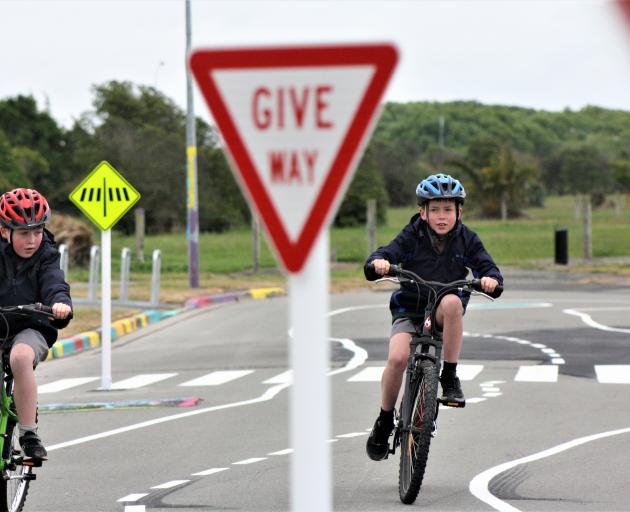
[0,229,72,347]
[364,214,503,320]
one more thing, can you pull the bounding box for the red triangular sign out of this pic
[190,44,398,272]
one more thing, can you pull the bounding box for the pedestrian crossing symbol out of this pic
[69,161,140,231]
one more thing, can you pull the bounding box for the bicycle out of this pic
[380,265,502,504]
[0,303,54,512]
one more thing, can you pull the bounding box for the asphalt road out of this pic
[21,277,630,512]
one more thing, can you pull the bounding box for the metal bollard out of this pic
[59,244,69,278]
[150,249,161,306]
[88,245,100,301]
[554,228,568,265]
[119,247,131,301]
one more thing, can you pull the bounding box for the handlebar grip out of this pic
[470,279,503,296]
[38,304,54,315]
[387,264,401,276]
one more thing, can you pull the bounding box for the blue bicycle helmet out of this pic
[416,173,466,206]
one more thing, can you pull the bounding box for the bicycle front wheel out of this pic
[398,359,439,504]
[0,420,31,512]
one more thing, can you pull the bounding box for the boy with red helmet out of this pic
[0,188,72,461]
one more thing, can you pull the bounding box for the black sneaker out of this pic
[440,375,466,407]
[19,431,48,460]
[366,416,394,461]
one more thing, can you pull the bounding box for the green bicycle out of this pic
[0,303,53,512]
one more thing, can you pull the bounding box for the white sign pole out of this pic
[100,229,112,390]
[289,229,331,512]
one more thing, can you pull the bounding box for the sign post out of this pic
[190,44,397,510]
[69,161,140,390]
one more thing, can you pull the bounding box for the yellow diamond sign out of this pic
[69,161,140,231]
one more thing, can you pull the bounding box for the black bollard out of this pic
[554,228,568,265]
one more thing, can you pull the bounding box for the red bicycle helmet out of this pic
[0,188,51,229]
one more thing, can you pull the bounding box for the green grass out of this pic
[72,195,630,279]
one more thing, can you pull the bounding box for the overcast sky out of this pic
[1,0,630,129]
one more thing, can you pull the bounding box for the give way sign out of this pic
[190,44,398,272]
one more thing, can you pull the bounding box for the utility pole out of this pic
[185,0,200,287]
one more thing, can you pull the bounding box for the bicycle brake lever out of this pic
[469,290,495,301]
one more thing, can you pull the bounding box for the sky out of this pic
[1,0,630,129]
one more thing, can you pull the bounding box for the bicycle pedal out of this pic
[439,398,466,408]
[21,457,44,467]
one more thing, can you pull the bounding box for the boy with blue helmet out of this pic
[364,173,503,461]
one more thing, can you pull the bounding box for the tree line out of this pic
[1,82,629,233]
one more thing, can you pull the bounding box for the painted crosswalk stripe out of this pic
[594,365,630,384]
[514,365,558,382]
[263,370,293,384]
[117,494,148,502]
[347,367,384,382]
[111,374,178,390]
[233,457,267,465]
[457,364,484,381]
[179,370,254,387]
[39,377,99,394]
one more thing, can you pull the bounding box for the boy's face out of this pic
[0,226,44,258]
[420,199,461,236]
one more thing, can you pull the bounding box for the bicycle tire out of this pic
[398,359,439,504]
[0,414,31,512]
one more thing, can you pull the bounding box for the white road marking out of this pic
[458,364,484,381]
[192,467,229,476]
[39,377,99,393]
[514,365,558,382]
[124,506,145,512]
[233,457,267,465]
[336,432,368,438]
[263,370,293,384]
[563,309,630,333]
[117,494,148,502]
[151,480,189,489]
[111,373,178,390]
[469,426,630,512]
[595,365,630,383]
[179,370,254,386]
[268,448,294,456]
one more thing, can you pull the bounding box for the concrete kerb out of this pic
[47,287,285,360]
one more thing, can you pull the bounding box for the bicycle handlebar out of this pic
[376,263,504,297]
[0,303,55,317]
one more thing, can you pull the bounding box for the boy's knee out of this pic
[10,344,36,369]
[387,352,407,372]
[439,295,463,317]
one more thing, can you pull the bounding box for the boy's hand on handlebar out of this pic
[51,303,72,320]
[371,259,390,276]
[480,277,499,294]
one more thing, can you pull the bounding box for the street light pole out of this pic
[185,0,200,288]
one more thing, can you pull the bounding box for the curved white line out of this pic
[563,309,630,333]
[469,426,630,512]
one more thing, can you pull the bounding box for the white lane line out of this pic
[47,383,290,452]
[151,480,189,489]
[595,365,630,384]
[263,370,293,384]
[233,457,267,465]
[469,426,630,512]
[347,367,383,382]
[39,377,99,394]
[111,373,178,390]
[514,365,558,382]
[563,309,630,333]
[268,448,294,456]
[328,337,369,376]
[192,467,229,476]
[179,370,254,387]
[117,493,148,502]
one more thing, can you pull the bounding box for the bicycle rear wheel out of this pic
[398,359,438,504]
[0,417,31,512]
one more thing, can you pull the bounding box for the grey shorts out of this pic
[3,329,49,367]
[391,317,443,337]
